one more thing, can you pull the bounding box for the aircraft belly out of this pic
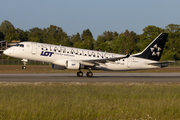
[105,63,128,71]
[104,60,157,71]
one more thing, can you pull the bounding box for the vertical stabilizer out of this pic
[134,33,168,61]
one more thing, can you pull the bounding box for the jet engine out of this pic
[52,59,84,70]
[66,60,84,70]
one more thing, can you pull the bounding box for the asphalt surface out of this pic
[0,73,180,83]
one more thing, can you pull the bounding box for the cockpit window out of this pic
[14,44,24,48]
[20,44,24,47]
[15,44,19,46]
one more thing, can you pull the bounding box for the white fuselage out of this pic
[4,42,161,71]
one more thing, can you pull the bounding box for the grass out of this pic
[0,65,180,119]
[0,83,180,119]
[0,65,180,73]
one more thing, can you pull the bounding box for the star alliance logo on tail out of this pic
[150,44,161,56]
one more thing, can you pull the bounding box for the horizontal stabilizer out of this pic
[147,61,174,67]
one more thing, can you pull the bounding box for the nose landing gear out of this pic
[22,66,26,70]
[21,59,28,70]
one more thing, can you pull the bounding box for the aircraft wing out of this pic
[76,52,132,66]
[83,55,128,63]
[82,50,133,62]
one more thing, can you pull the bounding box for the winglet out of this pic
[125,50,134,58]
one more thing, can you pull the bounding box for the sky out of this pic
[1,0,180,39]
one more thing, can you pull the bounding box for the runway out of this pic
[0,73,180,83]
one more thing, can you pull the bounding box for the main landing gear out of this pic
[86,69,93,77]
[21,59,28,70]
[77,70,83,77]
[77,69,93,77]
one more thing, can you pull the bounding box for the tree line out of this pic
[0,20,180,60]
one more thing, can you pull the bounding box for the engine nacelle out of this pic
[52,64,65,70]
[52,59,84,70]
[66,60,81,70]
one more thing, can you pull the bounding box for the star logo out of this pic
[150,44,161,56]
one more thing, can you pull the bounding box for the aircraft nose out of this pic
[3,49,11,55]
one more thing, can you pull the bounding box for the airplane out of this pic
[3,33,171,77]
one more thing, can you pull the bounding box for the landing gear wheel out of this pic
[21,59,28,70]
[86,72,93,77]
[22,66,26,70]
[77,72,83,77]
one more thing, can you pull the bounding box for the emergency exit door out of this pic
[31,43,37,55]
[127,57,132,68]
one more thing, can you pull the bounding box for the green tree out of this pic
[82,36,95,50]
[161,24,180,60]
[96,35,105,50]
[111,30,138,54]
[165,24,180,52]
[5,28,17,42]
[45,25,69,45]
[81,29,93,40]
[113,31,119,38]
[0,20,15,35]
[73,41,83,48]
[0,32,4,40]
[96,31,119,51]
[0,20,28,42]
[139,25,163,51]
[111,33,126,53]
[165,24,180,33]
[123,30,137,53]
[20,30,28,42]
[29,36,41,42]
[99,42,111,51]
[71,33,81,46]
[74,36,95,50]
[102,31,114,41]
[28,27,42,42]
[103,31,119,41]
